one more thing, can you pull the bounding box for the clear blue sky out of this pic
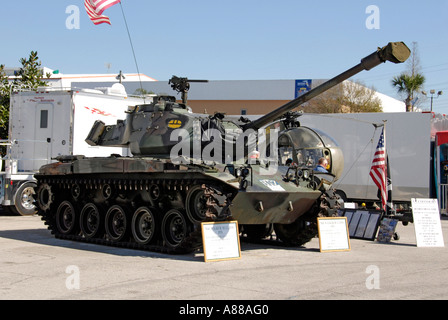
[1,0,448,112]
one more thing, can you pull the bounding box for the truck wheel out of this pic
[14,182,37,216]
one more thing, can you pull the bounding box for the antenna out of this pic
[119,1,145,101]
[116,70,126,84]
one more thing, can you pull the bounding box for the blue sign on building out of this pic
[295,79,312,98]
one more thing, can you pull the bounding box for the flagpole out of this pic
[370,122,387,212]
[119,1,146,102]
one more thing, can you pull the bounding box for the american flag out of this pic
[84,0,121,25]
[369,128,387,211]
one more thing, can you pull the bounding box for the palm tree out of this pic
[391,72,425,112]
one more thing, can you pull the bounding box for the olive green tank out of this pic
[35,42,410,253]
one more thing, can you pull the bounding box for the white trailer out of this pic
[298,112,448,211]
[0,84,148,215]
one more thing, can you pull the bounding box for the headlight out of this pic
[235,167,250,178]
[235,168,241,177]
[303,169,310,179]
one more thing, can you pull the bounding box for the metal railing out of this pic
[1,139,53,173]
[439,184,448,214]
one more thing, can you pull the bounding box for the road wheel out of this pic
[132,206,158,245]
[105,205,129,242]
[162,209,191,249]
[80,203,103,239]
[274,217,316,246]
[242,224,273,240]
[56,201,78,235]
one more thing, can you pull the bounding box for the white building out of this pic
[5,67,405,113]
[4,67,156,91]
[133,78,406,114]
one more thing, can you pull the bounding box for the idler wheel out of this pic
[80,203,103,239]
[186,186,208,223]
[36,183,53,211]
[105,205,129,242]
[161,209,191,249]
[131,206,158,245]
[56,201,78,235]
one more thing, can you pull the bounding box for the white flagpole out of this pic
[383,119,394,214]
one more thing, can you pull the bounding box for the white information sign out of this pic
[411,198,445,247]
[201,221,241,262]
[317,217,351,252]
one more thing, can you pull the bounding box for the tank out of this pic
[34,42,410,253]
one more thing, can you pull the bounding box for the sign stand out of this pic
[341,209,382,241]
[317,217,351,252]
[201,221,241,262]
[377,218,398,243]
[411,198,445,247]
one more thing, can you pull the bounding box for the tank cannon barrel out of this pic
[243,41,410,131]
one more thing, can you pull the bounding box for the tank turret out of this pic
[35,42,410,253]
[86,42,410,162]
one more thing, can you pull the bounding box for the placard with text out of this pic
[201,221,241,262]
[317,217,351,252]
[411,198,444,247]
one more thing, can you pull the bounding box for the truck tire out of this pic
[14,181,37,216]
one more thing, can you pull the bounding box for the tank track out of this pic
[49,225,202,254]
[34,174,232,254]
[35,174,340,254]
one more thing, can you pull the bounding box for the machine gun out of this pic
[168,76,208,104]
